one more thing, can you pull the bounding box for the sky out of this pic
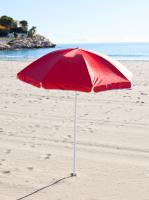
[0,0,149,43]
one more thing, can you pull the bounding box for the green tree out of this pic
[0,29,9,37]
[0,15,14,29]
[28,26,36,38]
[11,21,17,29]
[20,20,28,32]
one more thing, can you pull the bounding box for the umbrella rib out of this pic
[40,52,72,87]
[82,49,133,83]
[80,53,94,91]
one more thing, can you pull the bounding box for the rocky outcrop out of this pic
[0,34,56,50]
[0,43,11,50]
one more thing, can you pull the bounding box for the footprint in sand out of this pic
[55,125,59,130]
[14,168,19,171]
[8,133,14,136]
[27,167,34,171]
[44,153,52,160]
[30,145,35,148]
[88,128,94,133]
[140,92,147,96]
[5,149,11,154]
[2,170,11,174]
[35,124,40,128]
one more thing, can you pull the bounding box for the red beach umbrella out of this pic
[17,48,132,176]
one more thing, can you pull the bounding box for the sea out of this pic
[0,42,149,61]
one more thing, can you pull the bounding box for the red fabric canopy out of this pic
[17,48,132,92]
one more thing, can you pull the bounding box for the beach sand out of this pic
[0,60,149,200]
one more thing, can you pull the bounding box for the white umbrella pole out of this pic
[71,91,77,176]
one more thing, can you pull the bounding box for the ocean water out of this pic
[0,42,149,61]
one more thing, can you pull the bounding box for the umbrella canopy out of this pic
[17,48,132,176]
[17,48,132,92]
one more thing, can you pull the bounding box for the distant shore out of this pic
[0,34,56,50]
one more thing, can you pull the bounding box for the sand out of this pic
[0,60,149,200]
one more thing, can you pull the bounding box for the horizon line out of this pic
[56,41,149,45]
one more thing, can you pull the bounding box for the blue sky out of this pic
[0,0,149,43]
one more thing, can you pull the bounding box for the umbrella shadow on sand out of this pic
[16,175,72,200]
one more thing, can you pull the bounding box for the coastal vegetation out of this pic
[0,15,56,49]
[0,15,35,38]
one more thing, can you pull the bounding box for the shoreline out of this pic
[1,42,149,62]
